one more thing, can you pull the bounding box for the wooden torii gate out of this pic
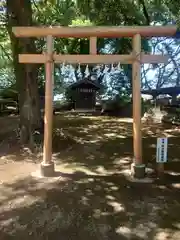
[12,25,177,178]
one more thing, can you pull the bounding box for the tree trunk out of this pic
[6,0,41,146]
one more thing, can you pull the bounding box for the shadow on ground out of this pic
[0,115,180,239]
[52,115,180,175]
[0,172,180,239]
[0,114,180,175]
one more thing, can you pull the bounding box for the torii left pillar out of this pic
[131,34,145,179]
[40,35,55,176]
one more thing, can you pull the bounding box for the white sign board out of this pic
[156,138,168,163]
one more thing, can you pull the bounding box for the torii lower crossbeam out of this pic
[18,54,168,64]
[12,25,177,178]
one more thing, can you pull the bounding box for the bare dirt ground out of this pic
[0,114,180,240]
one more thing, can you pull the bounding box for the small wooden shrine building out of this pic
[67,77,101,110]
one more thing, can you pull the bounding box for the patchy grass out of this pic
[0,114,180,239]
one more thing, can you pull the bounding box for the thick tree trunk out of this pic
[6,0,41,146]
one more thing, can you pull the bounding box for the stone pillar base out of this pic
[131,163,146,179]
[40,161,55,177]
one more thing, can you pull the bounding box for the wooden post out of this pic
[157,163,165,178]
[89,37,97,111]
[41,35,55,176]
[12,26,177,38]
[90,37,97,54]
[18,54,168,65]
[131,34,145,178]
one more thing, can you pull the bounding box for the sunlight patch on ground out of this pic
[0,161,37,183]
[116,226,131,238]
[116,118,133,123]
[55,163,97,176]
[113,157,131,165]
[107,201,125,213]
[155,229,180,240]
[171,183,180,189]
[114,199,178,239]
[104,133,126,138]
[164,128,180,133]
[1,195,41,214]
[54,156,132,176]
[73,116,134,124]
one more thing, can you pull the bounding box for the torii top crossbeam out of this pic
[12,25,177,38]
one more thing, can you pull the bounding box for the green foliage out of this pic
[32,0,77,25]
[77,0,145,25]
[162,105,180,125]
[103,93,131,113]
[0,83,18,101]
[65,88,75,102]
[0,1,14,88]
[0,0,179,102]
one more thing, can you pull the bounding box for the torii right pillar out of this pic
[131,33,145,179]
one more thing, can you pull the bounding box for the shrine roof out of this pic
[68,77,101,89]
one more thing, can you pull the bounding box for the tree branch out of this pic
[139,0,151,25]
